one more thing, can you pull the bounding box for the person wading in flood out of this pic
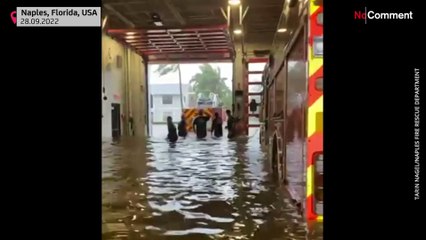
[211,112,223,138]
[129,113,136,136]
[177,114,187,138]
[166,116,178,143]
[225,110,235,139]
[192,109,211,139]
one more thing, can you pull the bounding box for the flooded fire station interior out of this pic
[102,0,323,239]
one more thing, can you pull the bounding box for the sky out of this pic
[148,62,234,90]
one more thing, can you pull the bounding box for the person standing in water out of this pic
[177,114,187,138]
[166,116,178,143]
[211,112,223,137]
[225,110,235,139]
[192,109,211,139]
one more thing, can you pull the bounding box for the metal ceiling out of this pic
[243,0,285,46]
[103,0,229,28]
[103,0,287,61]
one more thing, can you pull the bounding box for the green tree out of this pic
[189,64,232,108]
[155,64,184,112]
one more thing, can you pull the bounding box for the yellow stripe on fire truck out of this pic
[306,0,323,222]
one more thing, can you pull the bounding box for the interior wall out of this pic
[102,33,147,140]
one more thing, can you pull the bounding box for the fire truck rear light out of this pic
[315,77,323,91]
[317,12,323,25]
[315,202,323,215]
[313,36,323,56]
[316,160,323,173]
[315,153,323,173]
[317,153,323,161]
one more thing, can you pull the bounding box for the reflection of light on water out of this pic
[220,184,236,200]
[148,200,201,212]
[178,210,235,223]
[164,228,224,236]
[102,137,322,239]
[145,226,161,231]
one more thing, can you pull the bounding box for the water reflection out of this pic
[102,135,323,239]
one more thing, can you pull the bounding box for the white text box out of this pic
[17,7,101,27]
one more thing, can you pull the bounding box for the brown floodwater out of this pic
[102,133,323,240]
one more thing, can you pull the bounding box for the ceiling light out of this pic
[151,12,163,26]
[229,0,241,6]
[151,13,161,20]
[102,16,108,30]
[277,28,287,33]
[125,35,137,39]
[233,29,242,34]
[153,21,163,26]
[126,32,137,35]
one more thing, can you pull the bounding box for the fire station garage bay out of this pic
[102,0,323,239]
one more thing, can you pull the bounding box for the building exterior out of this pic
[149,83,190,123]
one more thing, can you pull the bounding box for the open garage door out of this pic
[107,25,235,63]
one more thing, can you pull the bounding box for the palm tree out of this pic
[155,64,184,112]
[189,64,232,108]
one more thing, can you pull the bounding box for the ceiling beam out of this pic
[104,4,136,28]
[163,0,186,26]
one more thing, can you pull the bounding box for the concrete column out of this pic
[233,45,244,93]
[127,50,147,138]
[122,48,130,136]
[233,43,246,120]
[122,48,147,138]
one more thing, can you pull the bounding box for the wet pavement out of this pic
[102,132,323,240]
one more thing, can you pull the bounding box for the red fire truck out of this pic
[259,0,323,222]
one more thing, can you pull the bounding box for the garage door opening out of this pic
[106,26,235,138]
[147,62,234,137]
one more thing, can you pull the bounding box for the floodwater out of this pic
[102,131,323,240]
